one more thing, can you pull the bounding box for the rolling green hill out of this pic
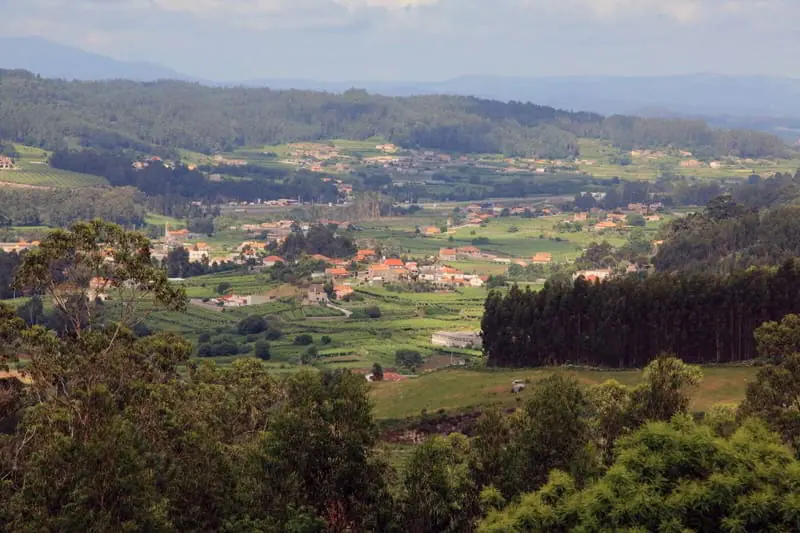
[0,69,790,160]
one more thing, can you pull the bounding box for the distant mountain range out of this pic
[3,36,800,142]
[0,36,197,82]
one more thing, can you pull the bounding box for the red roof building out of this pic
[383,258,404,268]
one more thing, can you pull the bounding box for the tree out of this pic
[740,355,800,454]
[485,275,508,289]
[587,379,633,465]
[515,375,594,492]
[470,408,520,499]
[371,363,384,381]
[321,335,332,345]
[395,349,424,369]
[254,340,271,360]
[629,355,703,424]
[14,220,186,339]
[479,418,800,533]
[364,305,381,319]
[294,334,314,346]
[482,261,800,368]
[753,313,800,359]
[216,281,232,295]
[237,315,268,335]
[265,327,284,341]
[399,434,479,533]
[627,213,646,226]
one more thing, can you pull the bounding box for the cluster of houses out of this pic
[0,240,40,253]
[313,249,491,291]
[438,246,485,262]
[570,203,664,231]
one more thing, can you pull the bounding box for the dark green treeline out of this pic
[482,260,800,367]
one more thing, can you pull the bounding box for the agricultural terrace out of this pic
[146,270,489,371]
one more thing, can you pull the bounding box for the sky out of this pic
[1,0,798,81]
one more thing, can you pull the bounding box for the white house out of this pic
[431,331,482,349]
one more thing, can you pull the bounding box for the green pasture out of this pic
[144,213,185,229]
[370,365,757,420]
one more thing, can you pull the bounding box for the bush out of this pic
[197,343,212,358]
[301,345,319,365]
[377,330,392,339]
[198,332,211,343]
[507,226,519,233]
[216,282,232,295]
[365,305,382,319]
[486,275,509,289]
[197,337,241,357]
[245,334,258,343]
[627,213,647,227]
[396,349,424,369]
[294,334,314,346]
[133,322,152,338]
[321,335,332,345]
[371,363,384,381]
[472,237,490,245]
[254,340,271,361]
[238,315,267,335]
[265,327,283,341]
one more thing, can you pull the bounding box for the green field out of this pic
[358,213,659,263]
[144,268,488,370]
[1,145,109,188]
[576,138,800,181]
[370,365,756,420]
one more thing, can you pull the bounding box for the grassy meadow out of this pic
[358,212,664,263]
[370,365,756,420]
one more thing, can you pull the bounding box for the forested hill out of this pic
[0,69,788,159]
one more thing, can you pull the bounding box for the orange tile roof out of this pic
[439,248,457,256]
[357,249,376,256]
[264,255,285,263]
[383,258,404,267]
[326,267,349,275]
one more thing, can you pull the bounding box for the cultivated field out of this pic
[145,271,488,370]
[1,144,109,188]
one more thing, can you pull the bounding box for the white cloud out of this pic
[0,0,797,80]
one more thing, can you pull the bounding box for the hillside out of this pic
[0,37,194,82]
[0,69,789,160]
